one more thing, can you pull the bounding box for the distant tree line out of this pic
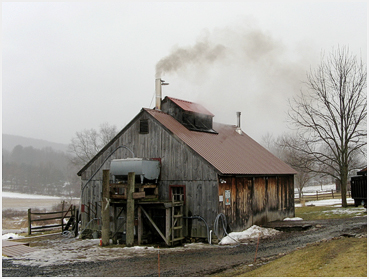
[2,145,80,197]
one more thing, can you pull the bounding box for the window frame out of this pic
[169,185,186,204]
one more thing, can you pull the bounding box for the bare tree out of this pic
[68,122,117,168]
[277,135,314,201]
[288,46,367,207]
[263,133,313,201]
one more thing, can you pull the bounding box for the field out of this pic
[2,190,367,277]
[2,192,79,233]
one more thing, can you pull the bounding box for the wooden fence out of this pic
[294,190,351,202]
[28,203,78,235]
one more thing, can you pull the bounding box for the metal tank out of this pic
[110,158,160,184]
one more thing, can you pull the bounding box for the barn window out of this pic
[139,119,149,134]
[169,185,186,204]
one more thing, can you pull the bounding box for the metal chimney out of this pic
[155,78,169,110]
[236,111,242,135]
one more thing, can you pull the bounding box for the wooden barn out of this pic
[77,83,296,245]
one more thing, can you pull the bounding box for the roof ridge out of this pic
[167,96,196,104]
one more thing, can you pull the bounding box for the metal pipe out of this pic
[236,111,241,128]
[155,78,169,110]
[236,112,242,135]
[183,215,212,245]
[214,213,239,245]
[80,218,100,235]
[155,78,162,110]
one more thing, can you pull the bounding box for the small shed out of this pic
[77,95,296,243]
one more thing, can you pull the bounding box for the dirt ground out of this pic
[2,216,366,277]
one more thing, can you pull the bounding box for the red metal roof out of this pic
[165,97,215,116]
[145,108,296,175]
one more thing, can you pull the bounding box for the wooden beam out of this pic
[112,205,118,244]
[126,172,135,247]
[139,205,170,246]
[133,192,146,199]
[28,209,31,235]
[138,206,142,245]
[166,208,171,245]
[101,169,110,246]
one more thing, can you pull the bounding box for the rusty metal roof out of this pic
[165,97,215,116]
[145,108,296,175]
[2,240,37,257]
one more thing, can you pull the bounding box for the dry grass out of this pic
[2,201,75,231]
[295,205,367,220]
[235,237,367,277]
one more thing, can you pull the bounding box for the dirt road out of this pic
[2,216,366,277]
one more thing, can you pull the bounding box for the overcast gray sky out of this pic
[2,2,367,145]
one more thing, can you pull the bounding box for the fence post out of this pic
[332,189,334,199]
[28,208,32,235]
[316,191,319,200]
[61,201,65,232]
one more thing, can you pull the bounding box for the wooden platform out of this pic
[264,220,317,231]
[2,240,37,257]
[110,183,158,200]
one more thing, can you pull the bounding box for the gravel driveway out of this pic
[2,216,366,277]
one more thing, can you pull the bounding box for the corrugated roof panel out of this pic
[145,108,296,175]
[166,97,215,116]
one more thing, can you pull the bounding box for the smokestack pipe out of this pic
[155,78,162,110]
[155,78,169,110]
[236,112,242,135]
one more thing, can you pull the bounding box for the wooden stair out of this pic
[170,194,184,245]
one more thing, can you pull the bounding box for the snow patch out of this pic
[283,217,303,221]
[322,207,366,215]
[219,225,280,245]
[2,191,64,200]
[295,198,354,207]
[2,233,25,240]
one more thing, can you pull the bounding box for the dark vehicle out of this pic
[351,167,367,208]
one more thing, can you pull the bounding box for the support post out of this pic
[126,172,135,247]
[113,205,118,244]
[28,208,32,235]
[166,208,171,245]
[138,206,142,245]
[101,169,110,246]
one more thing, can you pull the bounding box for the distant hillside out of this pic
[2,134,69,153]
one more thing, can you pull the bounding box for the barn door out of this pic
[218,177,253,232]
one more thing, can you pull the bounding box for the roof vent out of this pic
[236,112,242,135]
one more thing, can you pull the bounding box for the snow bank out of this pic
[219,225,280,245]
[2,233,25,240]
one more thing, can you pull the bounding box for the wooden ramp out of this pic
[2,240,37,257]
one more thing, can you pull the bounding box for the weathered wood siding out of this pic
[218,175,294,232]
[80,110,219,237]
